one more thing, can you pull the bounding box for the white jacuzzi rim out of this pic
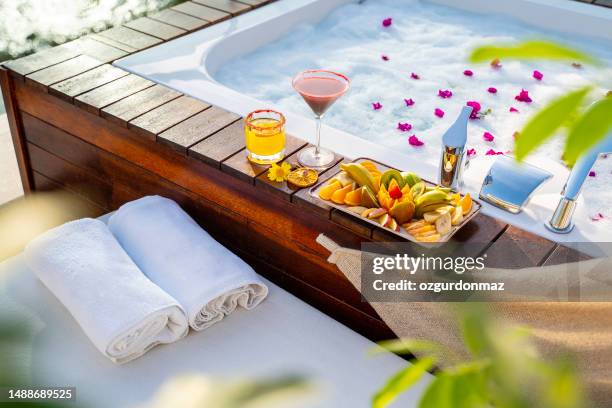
[114,0,612,247]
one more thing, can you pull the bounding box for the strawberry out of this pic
[389,184,402,199]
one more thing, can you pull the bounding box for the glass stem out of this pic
[315,115,322,156]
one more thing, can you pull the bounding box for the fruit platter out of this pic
[310,158,481,243]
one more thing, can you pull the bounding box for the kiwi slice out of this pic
[361,185,379,208]
[379,169,405,189]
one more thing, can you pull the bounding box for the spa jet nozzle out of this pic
[439,105,472,190]
[547,130,612,233]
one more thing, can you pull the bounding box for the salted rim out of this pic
[292,69,351,99]
[245,109,286,131]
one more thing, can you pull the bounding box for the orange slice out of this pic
[331,184,354,204]
[318,181,341,200]
[458,193,473,215]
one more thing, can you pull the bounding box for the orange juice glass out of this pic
[245,110,286,164]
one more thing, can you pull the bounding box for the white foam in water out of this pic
[216,0,612,222]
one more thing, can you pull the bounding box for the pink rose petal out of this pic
[533,70,544,81]
[467,148,477,157]
[463,69,473,77]
[381,54,389,61]
[397,122,412,132]
[438,89,453,99]
[487,87,497,94]
[410,72,420,80]
[434,108,445,118]
[589,171,596,177]
[372,102,382,110]
[466,101,481,119]
[515,89,533,103]
[404,98,415,106]
[486,149,504,156]
[509,107,519,113]
[592,213,604,222]
[408,135,424,147]
[382,17,392,27]
[483,132,495,142]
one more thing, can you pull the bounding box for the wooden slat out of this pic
[147,9,210,31]
[221,149,268,183]
[220,134,307,184]
[124,17,186,40]
[101,85,182,127]
[25,55,103,91]
[172,2,231,22]
[23,112,204,214]
[237,0,272,5]
[188,119,246,167]
[75,74,154,114]
[331,210,373,239]
[192,0,251,15]
[49,64,129,101]
[484,225,556,268]
[128,96,209,140]
[543,244,591,266]
[594,0,612,8]
[28,143,114,207]
[0,68,33,192]
[255,145,341,201]
[88,33,138,53]
[31,171,107,218]
[63,37,128,64]
[2,45,80,78]
[96,26,162,51]
[157,106,241,153]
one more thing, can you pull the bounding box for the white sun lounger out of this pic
[0,222,431,408]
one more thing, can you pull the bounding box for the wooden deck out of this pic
[0,0,590,342]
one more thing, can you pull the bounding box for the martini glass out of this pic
[292,70,350,168]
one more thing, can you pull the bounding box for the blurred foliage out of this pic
[0,312,72,408]
[469,40,600,66]
[0,0,183,61]
[470,40,612,166]
[0,192,94,261]
[371,305,587,408]
[138,374,312,408]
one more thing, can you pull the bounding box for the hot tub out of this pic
[115,0,612,243]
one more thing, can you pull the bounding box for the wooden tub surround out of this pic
[1,0,590,343]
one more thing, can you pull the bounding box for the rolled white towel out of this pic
[108,196,268,331]
[25,218,188,364]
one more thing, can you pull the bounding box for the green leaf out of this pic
[371,339,442,357]
[418,374,454,408]
[563,97,612,165]
[515,87,591,161]
[373,357,435,408]
[469,40,599,65]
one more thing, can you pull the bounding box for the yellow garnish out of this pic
[287,167,318,188]
[267,161,292,182]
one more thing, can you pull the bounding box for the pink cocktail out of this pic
[292,70,350,168]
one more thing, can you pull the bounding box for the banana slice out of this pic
[416,233,441,242]
[435,211,452,235]
[403,220,426,231]
[451,206,464,226]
